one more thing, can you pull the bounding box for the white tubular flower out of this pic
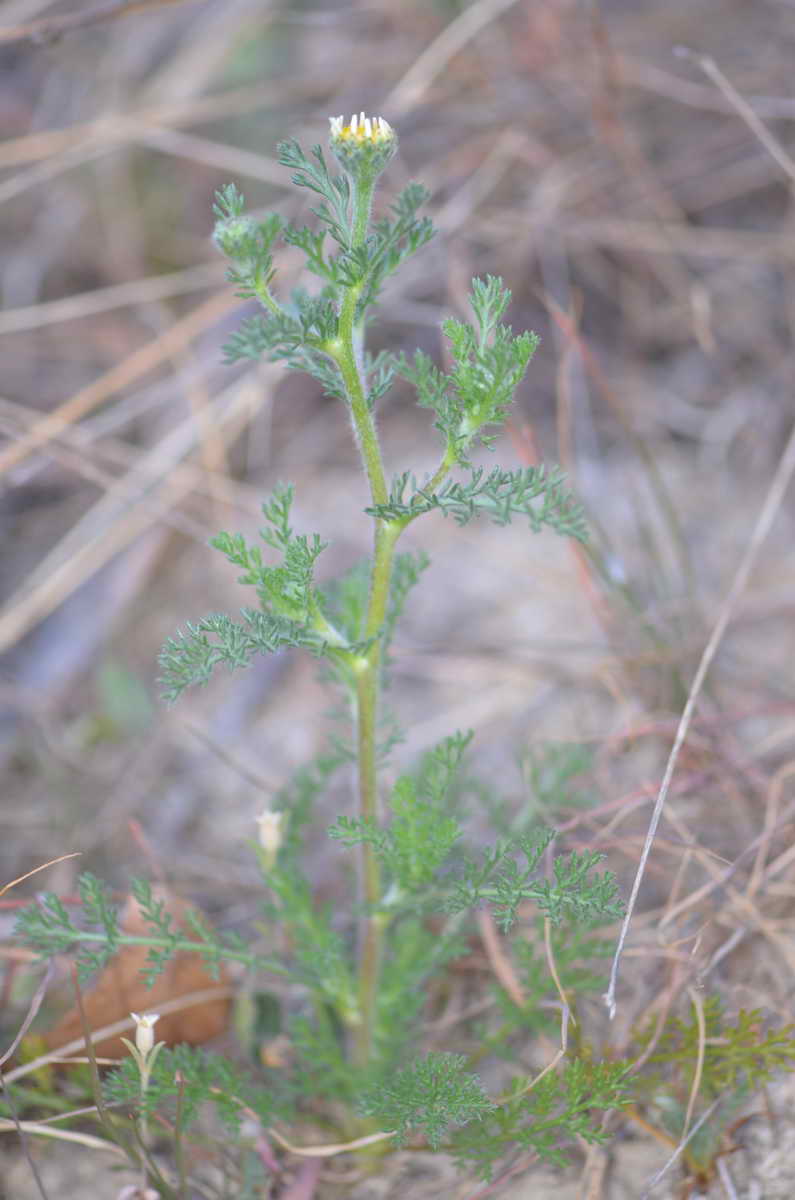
[328,112,397,179]
[256,808,284,867]
[130,1011,160,1059]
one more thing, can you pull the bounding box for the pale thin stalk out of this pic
[682,986,706,1141]
[604,417,795,1018]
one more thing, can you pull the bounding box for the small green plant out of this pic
[632,995,795,1189]
[12,113,626,1194]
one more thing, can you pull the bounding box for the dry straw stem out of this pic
[0,56,346,666]
[0,138,116,207]
[0,401,209,544]
[0,0,201,46]
[0,1118,125,1153]
[605,49,795,1015]
[0,856,81,901]
[462,1154,541,1200]
[0,263,225,334]
[747,761,795,900]
[2,985,232,1087]
[0,348,273,656]
[267,1125,394,1159]
[384,0,524,116]
[620,56,795,119]
[484,212,795,265]
[605,409,795,1014]
[639,1095,725,1199]
[661,804,795,978]
[475,908,525,1009]
[0,78,314,169]
[679,48,795,187]
[0,289,235,479]
[658,783,795,933]
[0,396,266,519]
[605,416,795,1018]
[681,985,707,1140]
[0,963,54,1072]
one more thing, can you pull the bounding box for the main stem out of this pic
[334,168,400,1067]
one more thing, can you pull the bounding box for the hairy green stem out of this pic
[253,275,284,320]
[336,170,387,510]
[333,166,402,1067]
[352,519,402,1065]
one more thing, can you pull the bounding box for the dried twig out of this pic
[0,0,201,47]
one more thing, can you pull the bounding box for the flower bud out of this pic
[256,808,284,868]
[212,214,258,261]
[329,112,397,180]
[130,1011,160,1059]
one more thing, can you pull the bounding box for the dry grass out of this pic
[2,0,795,1196]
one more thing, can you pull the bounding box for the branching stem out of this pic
[332,166,403,1066]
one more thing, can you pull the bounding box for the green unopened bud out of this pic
[329,112,397,180]
[213,214,258,261]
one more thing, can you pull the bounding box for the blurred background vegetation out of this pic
[2,1,795,1195]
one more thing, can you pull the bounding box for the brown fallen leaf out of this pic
[41,887,232,1060]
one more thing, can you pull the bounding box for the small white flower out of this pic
[328,113,393,144]
[328,112,397,181]
[130,1011,160,1058]
[256,809,284,859]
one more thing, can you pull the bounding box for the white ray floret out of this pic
[329,113,393,142]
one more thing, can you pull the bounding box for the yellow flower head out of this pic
[329,113,393,144]
[329,112,397,179]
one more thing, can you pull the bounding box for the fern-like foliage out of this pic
[158,609,317,704]
[522,741,596,816]
[368,464,587,541]
[355,182,435,314]
[259,864,358,1023]
[214,485,328,624]
[441,829,623,932]
[14,873,284,985]
[451,1057,632,1181]
[273,749,349,859]
[374,917,468,1062]
[365,349,399,410]
[222,300,347,401]
[399,276,539,464]
[13,874,121,981]
[159,485,375,702]
[328,731,471,897]
[104,1043,287,1131]
[633,996,795,1180]
[276,139,352,248]
[637,995,795,1097]
[289,1001,354,1103]
[212,183,283,300]
[479,918,616,1055]
[358,1052,495,1149]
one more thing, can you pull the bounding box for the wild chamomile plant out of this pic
[14,114,628,1187]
